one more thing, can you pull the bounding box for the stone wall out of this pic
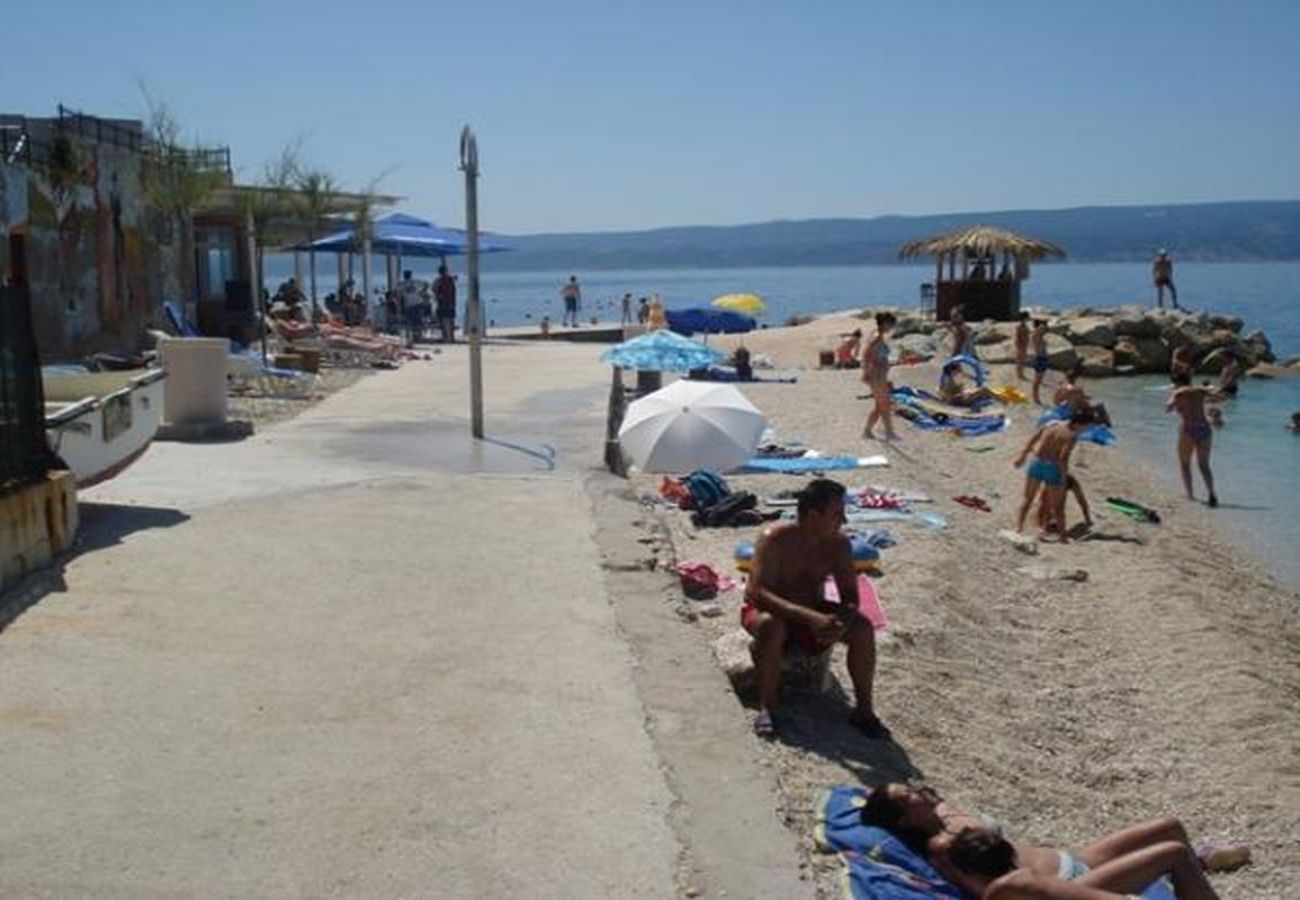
[4,139,187,363]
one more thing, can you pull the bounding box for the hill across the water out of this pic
[482,200,1300,271]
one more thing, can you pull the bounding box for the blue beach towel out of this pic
[815,787,1175,900]
[890,386,1006,436]
[740,455,888,474]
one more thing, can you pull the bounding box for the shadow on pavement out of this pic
[0,501,189,636]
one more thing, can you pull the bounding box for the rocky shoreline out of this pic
[860,305,1298,378]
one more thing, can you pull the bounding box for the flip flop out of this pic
[753,710,779,740]
[1197,843,1251,872]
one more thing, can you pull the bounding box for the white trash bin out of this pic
[159,337,228,426]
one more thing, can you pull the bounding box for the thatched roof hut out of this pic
[898,225,1065,262]
[899,225,1066,321]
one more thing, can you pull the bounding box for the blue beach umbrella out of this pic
[665,307,756,337]
[600,329,727,372]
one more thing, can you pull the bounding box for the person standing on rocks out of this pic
[1013,312,1030,381]
[1167,371,1221,507]
[1152,250,1182,310]
[1030,319,1051,405]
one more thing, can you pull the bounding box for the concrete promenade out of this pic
[0,342,808,899]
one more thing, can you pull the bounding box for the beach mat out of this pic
[739,455,888,474]
[815,786,1175,900]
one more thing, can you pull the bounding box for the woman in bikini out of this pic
[1166,371,1220,507]
[862,783,1244,899]
[861,312,898,441]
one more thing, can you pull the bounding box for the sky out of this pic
[3,1,1298,233]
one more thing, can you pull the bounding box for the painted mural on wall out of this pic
[16,137,185,361]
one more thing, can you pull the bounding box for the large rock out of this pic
[978,340,1018,365]
[893,333,938,362]
[1113,336,1169,373]
[1113,312,1163,339]
[891,314,935,338]
[1076,346,1116,377]
[1244,330,1275,364]
[1207,314,1244,334]
[1042,332,1078,372]
[971,322,1013,345]
[1061,316,1117,348]
[1246,363,1300,380]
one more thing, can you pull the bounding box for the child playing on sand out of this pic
[1013,312,1030,381]
[1015,407,1094,543]
[1030,319,1050,405]
[1166,371,1221,507]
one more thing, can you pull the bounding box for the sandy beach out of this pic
[621,312,1300,899]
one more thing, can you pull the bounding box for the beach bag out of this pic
[683,469,730,509]
[676,561,725,599]
[691,491,759,527]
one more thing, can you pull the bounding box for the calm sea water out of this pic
[265,256,1300,587]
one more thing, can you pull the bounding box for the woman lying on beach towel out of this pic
[941,826,1221,899]
[862,783,1247,897]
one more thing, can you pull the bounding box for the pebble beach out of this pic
[623,312,1300,899]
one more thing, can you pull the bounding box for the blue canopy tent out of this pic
[665,307,756,337]
[290,212,512,324]
[298,212,512,259]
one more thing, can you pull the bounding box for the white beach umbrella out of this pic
[618,380,767,474]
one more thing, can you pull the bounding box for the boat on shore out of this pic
[42,367,167,488]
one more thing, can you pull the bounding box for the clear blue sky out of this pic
[4,0,1298,233]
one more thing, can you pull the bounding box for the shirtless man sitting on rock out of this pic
[741,478,888,741]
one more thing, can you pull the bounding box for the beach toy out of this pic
[990,384,1029,404]
[1105,496,1161,524]
[734,537,881,573]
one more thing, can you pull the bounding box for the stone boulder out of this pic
[978,340,1018,365]
[1061,316,1117,349]
[1042,332,1078,372]
[1113,336,1169,373]
[1243,330,1275,364]
[891,314,935,338]
[1075,346,1116,377]
[893,333,938,362]
[1246,363,1300,380]
[973,323,1014,346]
[1207,314,1244,334]
[1113,312,1163,339]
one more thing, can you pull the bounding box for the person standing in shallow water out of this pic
[561,275,581,327]
[1153,249,1182,310]
[1166,371,1221,507]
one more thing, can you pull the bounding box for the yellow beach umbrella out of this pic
[712,293,765,315]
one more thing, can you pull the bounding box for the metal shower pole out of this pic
[460,126,483,439]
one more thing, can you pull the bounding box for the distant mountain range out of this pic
[482,201,1300,271]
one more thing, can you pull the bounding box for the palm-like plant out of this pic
[293,168,341,316]
[139,96,227,314]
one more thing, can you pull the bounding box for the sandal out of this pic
[753,710,779,740]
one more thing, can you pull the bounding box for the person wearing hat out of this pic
[1152,249,1182,310]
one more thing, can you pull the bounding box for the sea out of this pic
[265,256,1300,588]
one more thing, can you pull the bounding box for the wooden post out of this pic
[604,366,627,475]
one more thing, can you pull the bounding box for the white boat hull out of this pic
[43,369,166,488]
